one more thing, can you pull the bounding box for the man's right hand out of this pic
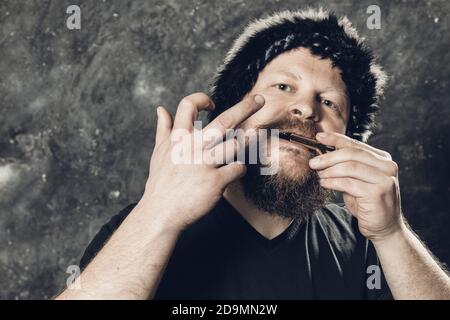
[136,92,265,233]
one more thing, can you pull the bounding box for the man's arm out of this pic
[57,202,181,299]
[311,132,450,300]
[372,222,450,299]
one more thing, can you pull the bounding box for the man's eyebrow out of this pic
[322,86,351,113]
[323,86,349,101]
[273,70,302,81]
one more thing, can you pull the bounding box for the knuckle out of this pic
[355,147,367,155]
[324,178,334,187]
[193,91,208,99]
[388,176,398,189]
[178,96,195,110]
[240,99,253,112]
[200,173,213,186]
[216,113,234,129]
[342,178,352,188]
[195,92,214,107]
[351,137,360,144]
[383,151,392,160]
[376,177,396,195]
[214,170,224,182]
[389,161,399,176]
[373,185,385,196]
[235,162,247,175]
[348,161,360,171]
[195,92,214,105]
[345,146,362,157]
[352,139,365,148]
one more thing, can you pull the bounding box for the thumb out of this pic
[218,161,247,186]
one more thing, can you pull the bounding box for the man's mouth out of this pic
[278,131,335,155]
[277,131,317,158]
[279,130,315,141]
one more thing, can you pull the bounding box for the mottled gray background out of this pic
[0,0,448,299]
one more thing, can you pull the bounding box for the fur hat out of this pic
[208,8,387,142]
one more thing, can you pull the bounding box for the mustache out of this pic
[255,117,318,139]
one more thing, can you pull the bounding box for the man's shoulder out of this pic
[79,202,137,269]
[106,202,138,229]
[308,202,366,255]
[317,202,359,234]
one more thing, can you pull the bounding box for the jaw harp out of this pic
[278,132,336,155]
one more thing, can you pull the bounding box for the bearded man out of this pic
[57,8,450,300]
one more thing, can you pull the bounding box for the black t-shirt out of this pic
[80,198,393,299]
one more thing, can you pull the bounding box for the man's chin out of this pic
[277,149,312,181]
[241,159,332,221]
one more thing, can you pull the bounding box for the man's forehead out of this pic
[265,48,339,76]
[263,50,347,91]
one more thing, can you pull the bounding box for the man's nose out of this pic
[288,96,319,122]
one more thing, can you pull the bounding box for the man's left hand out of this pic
[309,132,404,242]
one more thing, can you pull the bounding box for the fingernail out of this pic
[156,106,161,118]
[316,132,327,139]
[310,157,321,166]
[253,94,265,106]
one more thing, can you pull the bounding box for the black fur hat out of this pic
[208,8,387,142]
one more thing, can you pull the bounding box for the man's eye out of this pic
[321,98,342,114]
[274,83,293,92]
[322,99,334,108]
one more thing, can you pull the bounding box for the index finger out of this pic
[173,92,215,131]
[316,132,392,159]
[204,94,265,137]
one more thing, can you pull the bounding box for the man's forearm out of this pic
[373,220,450,300]
[56,202,181,299]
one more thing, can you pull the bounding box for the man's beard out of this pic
[241,117,333,222]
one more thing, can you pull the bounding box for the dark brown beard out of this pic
[240,117,333,222]
[241,164,332,222]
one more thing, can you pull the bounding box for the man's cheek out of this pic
[245,92,284,124]
[238,108,271,131]
[319,115,347,135]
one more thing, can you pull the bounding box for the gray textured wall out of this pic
[0,0,449,299]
